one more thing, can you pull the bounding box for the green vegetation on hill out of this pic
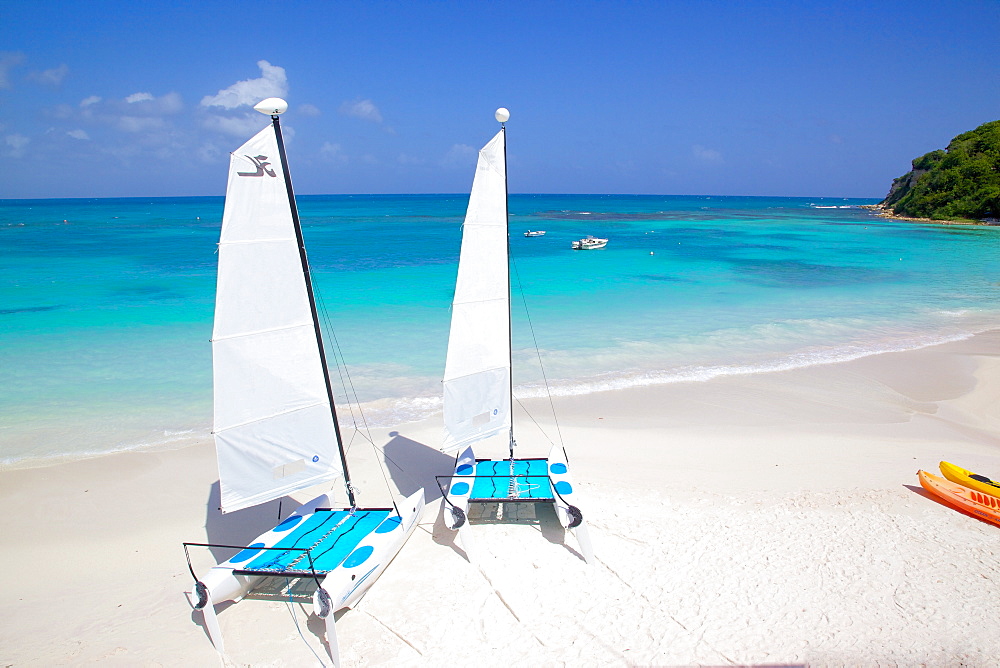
[882,119,1000,221]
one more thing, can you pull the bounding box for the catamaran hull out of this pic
[188,492,336,609]
[442,445,593,563]
[316,488,425,611]
[188,488,425,662]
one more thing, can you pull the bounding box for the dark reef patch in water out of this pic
[0,305,61,315]
[637,274,694,283]
[531,210,721,222]
[728,259,900,288]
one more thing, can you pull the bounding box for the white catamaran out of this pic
[438,108,594,563]
[183,98,424,666]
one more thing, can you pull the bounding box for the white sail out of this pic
[213,125,344,513]
[442,129,510,452]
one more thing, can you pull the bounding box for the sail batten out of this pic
[213,400,329,433]
[213,124,345,513]
[211,321,314,343]
[442,129,510,452]
[219,237,297,245]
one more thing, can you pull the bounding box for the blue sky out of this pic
[2,0,998,199]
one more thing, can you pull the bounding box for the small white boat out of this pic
[524,230,546,237]
[572,235,608,250]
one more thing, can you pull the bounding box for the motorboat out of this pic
[571,235,608,250]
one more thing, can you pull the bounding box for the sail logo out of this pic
[237,155,276,177]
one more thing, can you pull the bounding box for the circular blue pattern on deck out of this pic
[343,545,374,568]
[555,481,573,495]
[275,514,303,531]
[450,482,471,496]
[230,542,265,563]
[375,516,402,533]
[456,464,473,475]
[550,462,568,474]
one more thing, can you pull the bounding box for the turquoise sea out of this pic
[2,195,998,468]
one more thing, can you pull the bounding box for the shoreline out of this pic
[860,203,999,226]
[5,323,999,473]
[2,330,999,664]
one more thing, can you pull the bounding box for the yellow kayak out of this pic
[939,461,1000,499]
[918,470,1000,527]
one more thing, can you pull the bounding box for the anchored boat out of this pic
[182,98,424,666]
[572,235,608,250]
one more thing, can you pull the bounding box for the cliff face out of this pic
[881,120,1000,221]
[883,167,928,205]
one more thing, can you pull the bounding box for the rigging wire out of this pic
[313,284,406,513]
[512,395,555,447]
[285,577,327,666]
[509,254,567,453]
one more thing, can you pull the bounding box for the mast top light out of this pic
[254,98,288,115]
[495,107,510,123]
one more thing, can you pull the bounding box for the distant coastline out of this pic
[860,203,1000,226]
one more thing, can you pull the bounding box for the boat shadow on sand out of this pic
[459,500,587,563]
[201,481,296,562]
[189,481,379,651]
[904,482,996,526]
[380,431,471,562]
[189,483,306,638]
[382,431,453,504]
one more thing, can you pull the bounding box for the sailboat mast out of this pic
[501,122,515,460]
[270,114,357,508]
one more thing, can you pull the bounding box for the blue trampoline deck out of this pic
[227,509,392,576]
[467,459,554,501]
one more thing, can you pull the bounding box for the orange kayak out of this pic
[918,470,1000,527]
[938,460,1000,499]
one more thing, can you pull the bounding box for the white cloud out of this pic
[31,63,68,86]
[49,104,74,119]
[72,93,182,136]
[197,142,223,163]
[155,91,183,114]
[201,60,288,109]
[692,144,723,164]
[67,129,89,140]
[201,112,268,138]
[299,103,321,117]
[442,143,477,166]
[340,98,383,123]
[0,51,26,89]
[397,153,424,165]
[121,91,182,114]
[118,116,166,133]
[320,141,347,164]
[5,133,29,157]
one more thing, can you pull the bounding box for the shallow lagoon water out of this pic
[2,194,998,467]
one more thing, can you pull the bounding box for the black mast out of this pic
[502,122,515,461]
[271,113,356,508]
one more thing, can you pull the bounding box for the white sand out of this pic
[2,331,999,666]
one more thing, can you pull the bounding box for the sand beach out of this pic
[2,329,999,666]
